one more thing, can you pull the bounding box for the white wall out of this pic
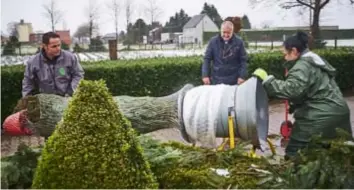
[195,15,219,43]
[182,28,194,43]
[182,15,219,44]
[16,24,33,42]
[161,33,171,42]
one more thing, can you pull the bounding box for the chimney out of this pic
[20,19,24,24]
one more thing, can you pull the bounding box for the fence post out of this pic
[334,37,337,49]
[108,40,118,60]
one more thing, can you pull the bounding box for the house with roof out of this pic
[29,30,72,46]
[182,14,219,44]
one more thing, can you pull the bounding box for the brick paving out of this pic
[2,97,353,157]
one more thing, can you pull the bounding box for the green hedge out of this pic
[1,49,353,124]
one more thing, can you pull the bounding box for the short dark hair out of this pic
[42,32,60,44]
[283,31,309,54]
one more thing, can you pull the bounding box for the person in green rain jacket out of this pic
[253,31,353,158]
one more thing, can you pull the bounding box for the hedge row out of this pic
[1,49,354,124]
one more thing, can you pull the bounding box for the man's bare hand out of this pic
[237,78,245,85]
[202,77,210,85]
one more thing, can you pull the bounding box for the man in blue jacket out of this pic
[202,21,247,85]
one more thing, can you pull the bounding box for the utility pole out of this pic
[202,15,204,45]
[309,0,313,29]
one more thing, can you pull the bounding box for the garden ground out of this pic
[1,96,354,157]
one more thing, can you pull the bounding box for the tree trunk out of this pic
[114,95,179,134]
[309,1,322,49]
[15,85,190,138]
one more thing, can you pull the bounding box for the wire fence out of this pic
[1,42,205,56]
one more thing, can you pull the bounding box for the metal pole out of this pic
[309,0,312,28]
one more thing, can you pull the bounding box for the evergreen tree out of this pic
[200,3,223,27]
[2,36,20,56]
[241,15,251,29]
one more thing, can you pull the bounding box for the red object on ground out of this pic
[280,120,293,140]
[280,68,294,140]
[2,110,32,136]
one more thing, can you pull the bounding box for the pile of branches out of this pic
[2,129,353,189]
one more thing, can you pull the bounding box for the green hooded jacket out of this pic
[262,50,352,156]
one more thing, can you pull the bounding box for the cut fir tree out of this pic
[12,84,193,139]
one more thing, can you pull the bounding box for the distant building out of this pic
[148,27,163,43]
[101,33,117,44]
[29,32,44,44]
[161,26,183,43]
[56,30,71,45]
[1,34,9,44]
[16,19,33,42]
[182,14,219,44]
[30,30,72,46]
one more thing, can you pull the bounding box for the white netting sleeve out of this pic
[182,84,231,148]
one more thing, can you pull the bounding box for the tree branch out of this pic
[144,0,163,24]
[42,0,63,31]
[295,0,315,9]
[320,0,331,9]
[280,2,306,9]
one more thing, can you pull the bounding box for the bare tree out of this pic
[144,0,163,25]
[7,22,18,37]
[124,0,134,49]
[249,0,354,48]
[86,0,100,39]
[74,23,91,43]
[42,0,63,32]
[106,0,121,44]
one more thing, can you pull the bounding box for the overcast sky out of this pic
[1,0,354,36]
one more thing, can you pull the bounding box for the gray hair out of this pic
[221,21,234,32]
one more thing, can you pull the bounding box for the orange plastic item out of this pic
[2,110,32,136]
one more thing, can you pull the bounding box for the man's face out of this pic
[43,38,61,57]
[221,27,233,41]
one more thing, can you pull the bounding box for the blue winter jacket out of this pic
[202,34,248,85]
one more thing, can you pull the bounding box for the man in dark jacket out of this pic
[22,32,84,97]
[202,21,247,85]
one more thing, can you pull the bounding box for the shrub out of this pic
[60,42,70,50]
[31,80,158,189]
[3,130,354,189]
[1,143,41,189]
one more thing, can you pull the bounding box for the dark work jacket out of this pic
[202,34,248,85]
[22,49,84,97]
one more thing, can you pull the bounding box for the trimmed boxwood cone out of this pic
[31,79,158,189]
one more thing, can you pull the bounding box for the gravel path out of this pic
[2,96,353,157]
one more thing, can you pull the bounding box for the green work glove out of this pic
[252,68,268,81]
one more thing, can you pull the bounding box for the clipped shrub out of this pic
[31,79,158,189]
